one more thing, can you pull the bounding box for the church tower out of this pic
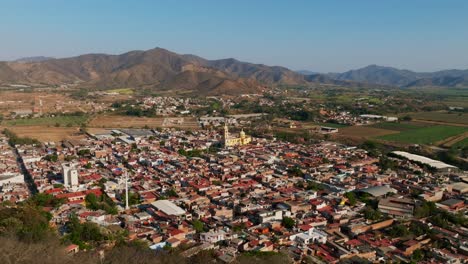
[223,123,229,146]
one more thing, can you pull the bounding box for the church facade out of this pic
[223,124,251,147]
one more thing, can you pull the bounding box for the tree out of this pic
[122,192,140,206]
[401,115,412,121]
[411,249,424,262]
[388,224,409,238]
[282,217,295,229]
[165,189,178,197]
[30,193,65,208]
[362,206,382,221]
[344,192,357,206]
[85,193,99,210]
[192,220,204,233]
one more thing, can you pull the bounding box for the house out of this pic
[378,197,415,218]
[290,228,328,246]
[200,230,226,243]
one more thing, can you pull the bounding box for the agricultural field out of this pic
[88,114,200,129]
[369,122,429,131]
[4,115,89,127]
[3,126,84,143]
[376,125,468,145]
[315,122,349,128]
[107,88,134,95]
[338,126,398,139]
[451,138,468,148]
[0,90,99,115]
[404,111,468,125]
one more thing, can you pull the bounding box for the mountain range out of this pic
[327,64,468,88]
[0,48,467,95]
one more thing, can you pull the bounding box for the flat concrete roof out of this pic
[151,200,186,216]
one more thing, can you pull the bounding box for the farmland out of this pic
[451,137,468,148]
[376,125,468,145]
[338,126,398,139]
[4,115,89,127]
[88,114,199,129]
[2,126,84,143]
[315,122,349,128]
[369,122,429,131]
[107,88,134,95]
[404,111,468,125]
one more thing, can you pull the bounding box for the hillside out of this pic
[0,47,371,95]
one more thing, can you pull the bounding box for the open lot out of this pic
[0,90,98,115]
[2,126,84,143]
[376,125,468,145]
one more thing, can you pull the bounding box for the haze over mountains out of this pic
[0,48,467,95]
[327,65,468,88]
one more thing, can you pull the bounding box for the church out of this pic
[223,124,252,147]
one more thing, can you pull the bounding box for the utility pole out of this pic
[125,171,129,210]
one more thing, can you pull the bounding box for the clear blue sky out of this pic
[1,0,467,72]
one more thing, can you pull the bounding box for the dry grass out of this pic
[0,91,96,115]
[3,126,84,143]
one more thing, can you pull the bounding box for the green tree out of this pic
[192,220,204,233]
[344,192,357,206]
[282,217,295,229]
[85,193,99,210]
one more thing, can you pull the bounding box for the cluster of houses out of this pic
[0,135,29,203]
[4,127,468,263]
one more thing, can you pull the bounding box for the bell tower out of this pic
[223,123,229,146]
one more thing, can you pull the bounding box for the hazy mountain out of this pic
[332,65,468,88]
[14,56,54,63]
[7,48,464,94]
[296,70,317,75]
[0,47,360,95]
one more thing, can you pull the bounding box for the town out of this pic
[1,122,466,263]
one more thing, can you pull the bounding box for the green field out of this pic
[5,115,89,127]
[370,122,428,131]
[376,125,468,145]
[451,138,468,148]
[405,111,468,125]
[107,88,134,95]
[316,122,349,128]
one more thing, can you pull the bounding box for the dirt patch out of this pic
[4,126,84,143]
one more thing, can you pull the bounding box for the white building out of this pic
[200,230,226,243]
[62,163,79,188]
[258,210,283,223]
[0,173,24,186]
[290,228,328,246]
